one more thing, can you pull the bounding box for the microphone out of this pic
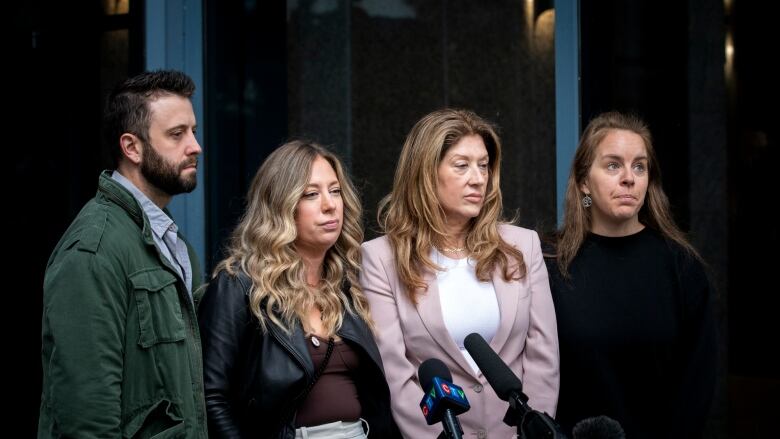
[464,333,567,439]
[418,358,470,439]
[571,416,625,439]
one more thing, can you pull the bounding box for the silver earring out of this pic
[582,195,592,208]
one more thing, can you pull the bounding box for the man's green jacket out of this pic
[39,171,207,438]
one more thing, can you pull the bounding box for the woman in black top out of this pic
[198,141,399,438]
[545,112,717,438]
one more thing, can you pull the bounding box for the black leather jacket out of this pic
[198,269,400,439]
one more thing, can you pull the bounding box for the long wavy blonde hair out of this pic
[556,111,700,277]
[379,108,526,303]
[215,140,371,335]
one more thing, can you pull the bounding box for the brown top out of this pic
[295,334,362,427]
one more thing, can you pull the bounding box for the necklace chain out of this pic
[438,246,465,253]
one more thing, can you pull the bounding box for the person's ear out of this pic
[120,133,142,165]
[579,180,590,195]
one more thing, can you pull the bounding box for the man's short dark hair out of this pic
[103,70,195,168]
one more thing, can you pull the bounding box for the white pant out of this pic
[294,419,368,439]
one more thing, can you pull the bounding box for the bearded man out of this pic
[38,70,207,438]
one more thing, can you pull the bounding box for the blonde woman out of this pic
[360,109,559,438]
[198,141,399,438]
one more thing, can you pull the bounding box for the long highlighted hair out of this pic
[215,140,371,334]
[379,109,526,303]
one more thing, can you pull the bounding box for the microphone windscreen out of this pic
[463,332,523,401]
[418,358,453,391]
[572,416,626,439]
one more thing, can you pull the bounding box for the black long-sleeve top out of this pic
[545,227,717,439]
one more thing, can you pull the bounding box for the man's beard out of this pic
[140,141,197,196]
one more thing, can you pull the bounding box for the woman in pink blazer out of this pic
[360,109,559,439]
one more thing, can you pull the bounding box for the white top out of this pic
[434,249,500,374]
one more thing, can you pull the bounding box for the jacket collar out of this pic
[261,282,385,376]
[96,170,156,245]
[268,317,315,376]
[96,170,199,288]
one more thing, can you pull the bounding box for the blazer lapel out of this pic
[489,268,520,354]
[417,269,481,379]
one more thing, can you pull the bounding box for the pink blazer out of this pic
[360,224,559,439]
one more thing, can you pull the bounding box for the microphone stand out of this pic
[435,409,464,439]
[503,390,567,439]
[502,389,531,427]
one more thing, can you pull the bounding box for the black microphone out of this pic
[571,416,625,439]
[418,358,470,439]
[464,333,567,439]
